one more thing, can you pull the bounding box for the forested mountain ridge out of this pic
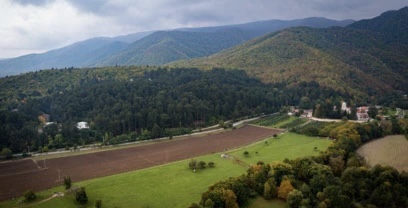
[92,17,354,67]
[0,17,353,77]
[172,7,408,100]
[95,29,253,66]
[348,6,408,44]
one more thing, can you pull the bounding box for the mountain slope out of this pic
[348,6,408,44]
[172,7,408,99]
[98,17,354,67]
[0,17,353,77]
[0,38,127,77]
[0,31,154,77]
[96,29,255,66]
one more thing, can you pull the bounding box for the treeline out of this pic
[190,121,408,208]
[0,67,353,154]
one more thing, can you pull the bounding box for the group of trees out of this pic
[0,67,356,154]
[190,121,408,208]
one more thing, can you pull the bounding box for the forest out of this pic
[189,121,408,208]
[0,67,353,154]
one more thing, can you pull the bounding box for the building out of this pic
[341,102,351,114]
[77,122,89,129]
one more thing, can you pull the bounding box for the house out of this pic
[303,109,313,118]
[77,122,89,129]
[356,106,370,121]
[357,112,369,122]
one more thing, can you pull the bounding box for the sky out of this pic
[0,0,406,58]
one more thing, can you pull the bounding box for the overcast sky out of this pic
[0,0,406,58]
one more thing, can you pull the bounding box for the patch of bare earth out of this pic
[357,135,408,172]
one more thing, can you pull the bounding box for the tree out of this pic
[95,199,102,208]
[287,189,303,208]
[189,159,197,170]
[204,198,214,208]
[63,176,72,190]
[277,180,294,200]
[263,179,277,200]
[76,187,88,205]
[198,161,206,169]
[243,151,249,157]
[24,190,36,202]
[0,147,13,159]
[367,106,378,119]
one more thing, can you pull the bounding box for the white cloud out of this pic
[0,0,406,58]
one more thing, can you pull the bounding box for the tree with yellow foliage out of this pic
[278,179,294,200]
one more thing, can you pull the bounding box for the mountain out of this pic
[179,17,353,34]
[96,29,254,66]
[348,7,408,44]
[172,7,408,100]
[0,31,154,77]
[97,17,354,67]
[0,17,353,77]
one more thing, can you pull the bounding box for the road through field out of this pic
[0,125,281,201]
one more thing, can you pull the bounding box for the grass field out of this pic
[1,133,331,208]
[245,198,288,208]
[357,135,408,172]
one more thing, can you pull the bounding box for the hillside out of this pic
[0,31,154,77]
[0,17,352,77]
[0,39,128,77]
[172,7,408,99]
[96,29,254,66]
[97,17,354,67]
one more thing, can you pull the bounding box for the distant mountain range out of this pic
[0,17,353,77]
[173,7,408,100]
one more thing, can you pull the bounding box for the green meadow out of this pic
[2,133,331,208]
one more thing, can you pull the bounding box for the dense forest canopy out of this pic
[0,67,354,154]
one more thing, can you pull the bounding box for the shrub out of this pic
[95,199,102,208]
[24,190,36,202]
[76,187,88,205]
[243,151,249,157]
[198,161,206,169]
[208,161,215,167]
[189,159,197,170]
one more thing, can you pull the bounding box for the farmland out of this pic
[0,131,331,208]
[357,135,408,172]
[0,125,281,201]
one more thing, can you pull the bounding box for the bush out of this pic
[208,161,215,167]
[243,151,249,157]
[76,187,88,205]
[63,176,72,190]
[198,161,206,169]
[189,159,197,170]
[0,147,13,159]
[24,190,36,202]
[95,199,102,208]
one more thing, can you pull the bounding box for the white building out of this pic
[341,102,351,114]
[77,122,89,129]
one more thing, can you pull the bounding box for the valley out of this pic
[0,4,407,208]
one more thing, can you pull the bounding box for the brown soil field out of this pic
[357,135,408,172]
[0,125,281,201]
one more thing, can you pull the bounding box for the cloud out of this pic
[0,0,407,58]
